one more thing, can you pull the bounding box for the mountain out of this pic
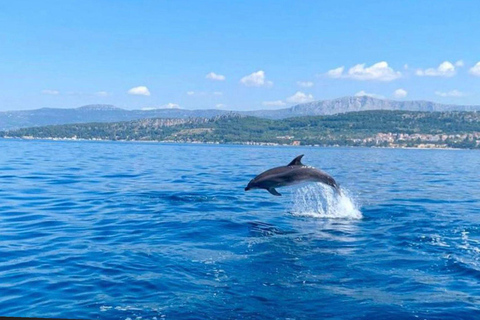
[245,96,480,119]
[0,105,229,130]
[1,97,480,130]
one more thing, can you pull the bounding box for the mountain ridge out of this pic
[1,96,479,130]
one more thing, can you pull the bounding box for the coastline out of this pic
[0,136,468,151]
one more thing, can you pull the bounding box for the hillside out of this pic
[2,110,480,149]
[2,96,480,131]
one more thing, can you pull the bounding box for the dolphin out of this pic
[244,154,340,196]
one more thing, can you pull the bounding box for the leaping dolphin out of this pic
[244,154,340,196]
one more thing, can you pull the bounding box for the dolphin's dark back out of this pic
[281,166,339,190]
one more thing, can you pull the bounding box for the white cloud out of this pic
[161,103,181,109]
[326,66,344,78]
[416,61,456,77]
[435,90,465,97]
[42,89,59,95]
[215,104,226,108]
[286,91,314,104]
[297,81,314,88]
[262,100,286,107]
[240,70,273,87]
[187,91,195,96]
[127,86,151,96]
[326,61,401,81]
[95,91,109,97]
[404,64,409,70]
[206,72,225,81]
[355,91,385,99]
[469,62,480,76]
[393,88,408,98]
[455,60,464,67]
[349,62,401,81]
[213,91,223,96]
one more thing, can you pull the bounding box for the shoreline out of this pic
[0,136,470,151]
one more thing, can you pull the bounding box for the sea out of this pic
[1,139,479,320]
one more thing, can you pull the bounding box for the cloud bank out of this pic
[326,61,401,81]
[416,61,456,77]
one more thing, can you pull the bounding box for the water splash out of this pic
[290,183,362,219]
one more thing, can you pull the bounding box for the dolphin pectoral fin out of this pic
[267,188,281,196]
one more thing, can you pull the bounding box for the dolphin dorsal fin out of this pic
[287,154,304,166]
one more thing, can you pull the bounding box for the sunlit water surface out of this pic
[1,139,479,319]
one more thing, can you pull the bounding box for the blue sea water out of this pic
[1,139,480,320]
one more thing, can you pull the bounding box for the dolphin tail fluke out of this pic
[267,188,282,196]
[324,176,341,195]
[334,185,342,195]
[330,180,342,195]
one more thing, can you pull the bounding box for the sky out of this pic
[1,0,480,111]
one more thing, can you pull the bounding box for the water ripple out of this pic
[0,139,479,319]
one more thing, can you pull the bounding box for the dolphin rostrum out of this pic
[244,154,340,196]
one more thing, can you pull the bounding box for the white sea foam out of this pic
[290,183,362,219]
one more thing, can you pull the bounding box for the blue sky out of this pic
[1,0,480,111]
